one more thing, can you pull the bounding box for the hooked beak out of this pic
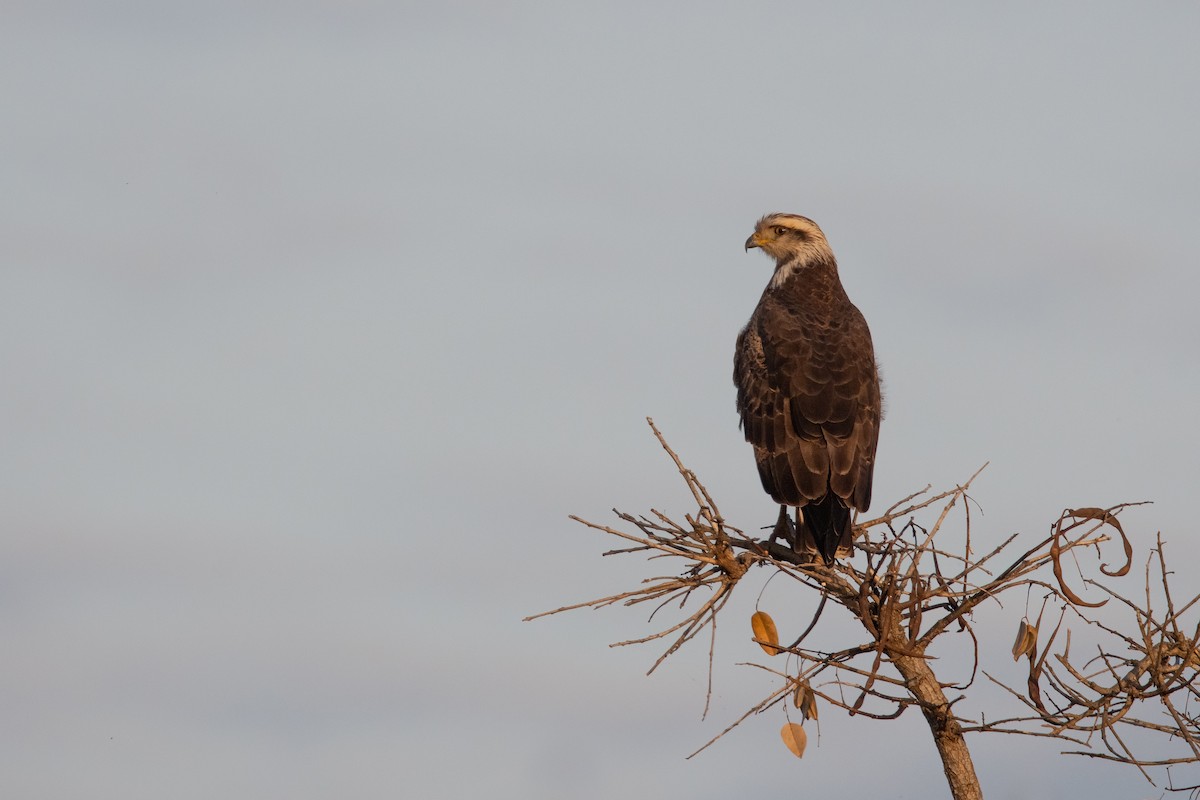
[744,233,762,252]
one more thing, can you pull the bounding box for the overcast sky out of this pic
[3,2,1199,798]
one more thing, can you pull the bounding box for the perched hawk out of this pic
[734,214,881,563]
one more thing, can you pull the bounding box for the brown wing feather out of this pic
[736,312,827,505]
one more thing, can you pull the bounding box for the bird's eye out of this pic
[774,226,788,236]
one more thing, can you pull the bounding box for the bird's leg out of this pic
[769,505,798,550]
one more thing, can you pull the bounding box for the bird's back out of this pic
[734,249,880,560]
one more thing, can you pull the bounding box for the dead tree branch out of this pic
[527,419,1187,799]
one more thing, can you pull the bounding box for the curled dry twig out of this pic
[1050,506,1134,607]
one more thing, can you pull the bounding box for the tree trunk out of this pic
[891,650,983,800]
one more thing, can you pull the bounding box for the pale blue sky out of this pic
[3,2,1199,797]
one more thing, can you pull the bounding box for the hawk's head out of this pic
[744,213,832,265]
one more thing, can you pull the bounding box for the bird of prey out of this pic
[733,213,881,563]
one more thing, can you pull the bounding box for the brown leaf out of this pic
[1027,670,1046,713]
[1051,510,1106,608]
[1067,507,1132,578]
[793,681,819,721]
[1011,619,1038,661]
[751,611,782,656]
[780,722,808,758]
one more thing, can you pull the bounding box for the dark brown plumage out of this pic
[734,214,881,563]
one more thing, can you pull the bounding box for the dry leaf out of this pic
[780,722,807,758]
[1012,619,1038,661]
[802,692,818,722]
[1067,507,1132,577]
[751,611,782,656]
[1051,507,1133,607]
[793,681,819,720]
